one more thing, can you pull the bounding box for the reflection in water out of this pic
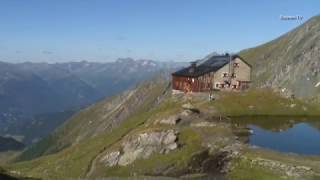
[232,116,320,155]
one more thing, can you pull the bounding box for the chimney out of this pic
[189,62,197,73]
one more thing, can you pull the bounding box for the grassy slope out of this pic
[228,148,320,180]
[0,166,37,180]
[93,127,203,178]
[7,95,182,179]
[7,88,320,179]
[17,77,169,162]
[228,160,283,180]
[16,93,127,161]
[0,152,20,166]
[208,88,320,116]
[205,89,320,179]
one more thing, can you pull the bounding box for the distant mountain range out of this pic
[0,58,185,145]
[16,74,170,162]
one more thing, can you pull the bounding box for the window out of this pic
[232,85,237,89]
[234,63,239,67]
[215,83,219,88]
[222,72,228,77]
[231,73,236,78]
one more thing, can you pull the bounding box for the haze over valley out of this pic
[0,58,183,146]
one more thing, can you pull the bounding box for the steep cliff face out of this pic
[240,16,320,98]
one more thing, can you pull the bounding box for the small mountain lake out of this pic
[232,116,320,155]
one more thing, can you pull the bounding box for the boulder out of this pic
[190,121,216,128]
[101,151,120,166]
[156,115,181,125]
[180,110,193,117]
[118,150,143,166]
[182,103,195,110]
[290,104,296,108]
[182,103,200,113]
[102,129,178,167]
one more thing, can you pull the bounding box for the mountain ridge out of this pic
[239,15,320,98]
[16,74,171,161]
[0,59,183,145]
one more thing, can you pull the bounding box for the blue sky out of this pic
[0,0,319,62]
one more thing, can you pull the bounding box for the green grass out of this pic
[228,147,320,180]
[16,79,171,162]
[228,158,288,180]
[7,98,182,180]
[8,87,320,179]
[0,151,20,166]
[93,127,203,178]
[208,88,320,116]
[243,148,320,173]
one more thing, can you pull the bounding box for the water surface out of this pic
[232,116,320,155]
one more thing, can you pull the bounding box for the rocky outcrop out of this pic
[154,115,181,125]
[190,121,216,128]
[178,103,201,119]
[100,151,121,167]
[182,103,200,114]
[101,129,178,167]
[153,103,201,126]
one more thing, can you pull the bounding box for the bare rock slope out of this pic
[240,15,320,98]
